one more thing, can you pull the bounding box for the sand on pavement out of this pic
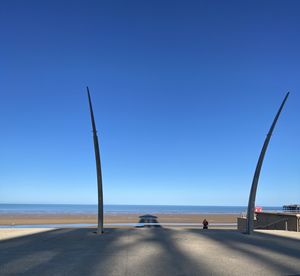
[0,228,55,241]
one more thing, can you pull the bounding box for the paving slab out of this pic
[0,228,300,275]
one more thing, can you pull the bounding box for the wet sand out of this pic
[0,213,237,226]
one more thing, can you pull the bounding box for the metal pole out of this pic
[246,92,289,234]
[285,220,288,231]
[87,87,104,234]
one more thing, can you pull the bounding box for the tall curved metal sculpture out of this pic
[87,87,104,234]
[246,92,289,234]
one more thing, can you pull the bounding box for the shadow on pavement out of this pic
[187,228,300,275]
[0,227,211,275]
[2,227,299,275]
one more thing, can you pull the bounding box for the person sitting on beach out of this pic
[203,219,208,229]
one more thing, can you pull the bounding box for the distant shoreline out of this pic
[0,203,281,226]
[0,203,281,216]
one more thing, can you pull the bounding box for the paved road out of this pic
[1,228,300,275]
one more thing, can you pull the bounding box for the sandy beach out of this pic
[0,213,237,226]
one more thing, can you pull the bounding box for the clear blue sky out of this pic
[0,0,299,206]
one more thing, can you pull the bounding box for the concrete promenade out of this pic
[1,227,300,275]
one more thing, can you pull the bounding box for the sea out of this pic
[0,204,282,215]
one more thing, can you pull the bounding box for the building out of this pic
[238,205,300,232]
